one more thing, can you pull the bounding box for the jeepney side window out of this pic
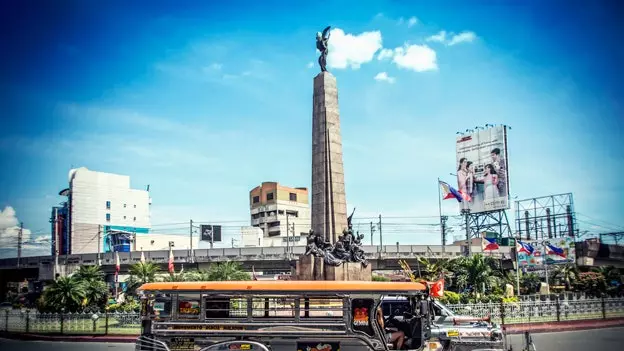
[177,293,201,319]
[205,296,247,319]
[152,294,172,319]
[299,296,343,319]
[252,296,296,318]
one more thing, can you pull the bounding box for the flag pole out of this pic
[514,237,520,296]
[437,177,444,248]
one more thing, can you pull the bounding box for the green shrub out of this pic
[438,291,460,304]
[372,275,391,282]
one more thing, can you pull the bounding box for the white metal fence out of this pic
[0,297,623,335]
[446,297,624,324]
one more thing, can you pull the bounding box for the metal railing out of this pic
[1,297,623,335]
[0,310,140,335]
[446,297,624,324]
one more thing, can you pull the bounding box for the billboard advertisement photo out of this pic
[200,224,222,242]
[517,237,576,269]
[456,125,510,214]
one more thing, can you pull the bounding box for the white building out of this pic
[63,167,152,254]
[249,182,311,247]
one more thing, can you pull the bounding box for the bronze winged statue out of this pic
[316,26,331,72]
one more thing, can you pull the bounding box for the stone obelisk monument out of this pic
[311,71,348,245]
[295,26,371,281]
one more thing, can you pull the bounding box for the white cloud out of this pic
[374,72,396,84]
[427,30,477,46]
[0,206,18,229]
[407,17,418,28]
[426,31,447,43]
[388,44,438,72]
[0,206,49,258]
[306,61,314,69]
[327,28,383,70]
[448,31,477,46]
[377,48,394,60]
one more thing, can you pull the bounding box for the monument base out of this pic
[295,255,371,281]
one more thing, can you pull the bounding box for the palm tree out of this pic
[205,261,251,281]
[41,276,87,312]
[129,262,159,283]
[72,265,109,312]
[454,254,501,295]
[126,262,160,296]
[73,265,105,282]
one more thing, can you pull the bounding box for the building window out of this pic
[252,196,260,204]
[106,213,111,221]
[124,204,126,208]
[134,205,136,208]
[286,210,299,217]
[289,192,297,201]
[123,216,126,220]
[278,210,284,215]
[133,217,136,221]
[266,192,274,201]
[106,201,111,209]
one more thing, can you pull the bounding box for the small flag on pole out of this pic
[140,250,146,264]
[439,181,471,202]
[481,234,500,251]
[516,240,535,255]
[115,251,120,276]
[430,279,445,298]
[168,248,174,274]
[545,243,566,258]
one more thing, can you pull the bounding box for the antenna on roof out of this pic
[146,184,150,191]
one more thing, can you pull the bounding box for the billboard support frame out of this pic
[514,193,578,241]
[463,208,512,255]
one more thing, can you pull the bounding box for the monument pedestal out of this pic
[295,254,324,281]
[324,262,371,281]
[296,255,371,281]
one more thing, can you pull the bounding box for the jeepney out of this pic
[135,281,508,351]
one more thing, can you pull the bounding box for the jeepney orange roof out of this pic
[138,280,427,292]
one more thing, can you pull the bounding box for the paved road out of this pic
[2,327,624,350]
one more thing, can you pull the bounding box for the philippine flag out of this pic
[546,244,567,258]
[482,236,500,251]
[439,181,470,202]
[516,241,535,255]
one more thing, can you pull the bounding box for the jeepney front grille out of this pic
[136,335,170,351]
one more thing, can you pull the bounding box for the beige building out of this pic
[249,182,311,247]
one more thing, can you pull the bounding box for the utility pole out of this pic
[17,222,23,268]
[463,210,471,256]
[53,210,59,278]
[378,215,383,248]
[370,221,376,245]
[285,214,290,258]
[189,219,193,252]
[97,225,102,266]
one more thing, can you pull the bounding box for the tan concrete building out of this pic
[249,182,311,247]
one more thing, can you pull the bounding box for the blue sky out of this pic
[1,0,623,256]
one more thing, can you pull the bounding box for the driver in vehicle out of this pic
[377,306,405,349]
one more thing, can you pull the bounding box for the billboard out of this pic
[517,237,576,269]
[200,225,222,242]
[456,125,510,214]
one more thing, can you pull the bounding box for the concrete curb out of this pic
[2,318,624,342]
[503,317,624,334]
